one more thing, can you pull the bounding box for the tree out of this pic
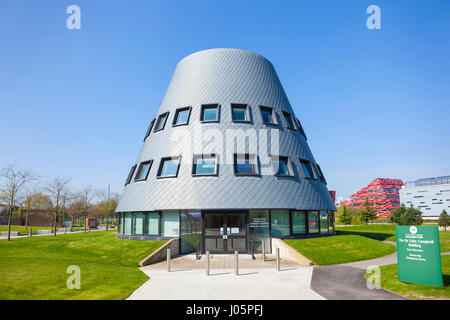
[438,210,450,231]
[360,198,377,224]
[0,164,38,241]
[78,186,97,233]
[338,205,352,226]
[389,204,406,224]
[45,176,71,236]
[399,205,423,226]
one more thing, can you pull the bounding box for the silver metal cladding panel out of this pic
[117,48,335,212]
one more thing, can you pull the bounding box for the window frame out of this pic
[270,155,294,177]
[134,160,153,182]
[154,112,169,132]
[200,104,220,123]
[231,103,251,123]
[125,164,137,186]
[172,107,192,127]
[143,119,155,141]
[157,156,182,179]
[192,154,218,177]
[282,111,296,130]
[233,153,259,176]
[294,116,307,140]
[298,158,316,180]
[259,106,278,126]
[314,163,327,184]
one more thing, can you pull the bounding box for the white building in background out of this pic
[399,176,450,217]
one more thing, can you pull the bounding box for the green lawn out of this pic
[284,235,396,265]
[0,231,165,300]
[0,225,52,233]
[336,224,450,252]
[365,255,450,300]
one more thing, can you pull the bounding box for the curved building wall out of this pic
[116,48,335,213]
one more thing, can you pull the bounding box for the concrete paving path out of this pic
[127,266,324,300]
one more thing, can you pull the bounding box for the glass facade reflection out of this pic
[118,209,337,254]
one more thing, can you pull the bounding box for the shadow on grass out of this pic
[336,230,393,241]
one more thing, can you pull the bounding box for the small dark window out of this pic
[192,154,218,176]
[173,107,191,126]
[201,104,219,122]
[260,106,277,125]
[144,119,155,141]
[125,165,137,186]
[295,117,307,140]
[234,154,259,175]
[282,111,295,130]
[270,156,294,177]
[157,156,181,178]
[135,160,153,181]
[231,104,250,122]
[298,159,315,179]
[154,112,169,132]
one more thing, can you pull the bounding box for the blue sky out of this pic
[1,0,449,199]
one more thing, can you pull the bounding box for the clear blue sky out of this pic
[1,0,449,199]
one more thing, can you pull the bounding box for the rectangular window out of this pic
[231,104,250,122]
[119,213,124,234]
[282,111,295,129]
[299,159,315,179]
[201,104,219,122]
[249,210,271,254]
[270,156,294,177]
[173,107,191,126]
[161,211,180,237]
[328,211,335,233]
[260,106,277,125]
[134,160,153,181]
[320,211,329,234]
[134,213,144,235]
[125,165,137,185]
[234,154,258,175]
[145,213,159,235]
[308,211,319,233]
[192,154,217,176]
[292,211,307,234]
[295,117,307,139]
[154,112,169,132]
[271,210,290,236]
[124,213,132,235]
[143,119,155,141]
[157,157,181,178]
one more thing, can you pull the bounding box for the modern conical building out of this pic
[116,48,335,254]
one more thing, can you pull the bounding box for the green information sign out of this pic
[396,225,443,287]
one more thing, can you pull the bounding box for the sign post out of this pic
[396,225,443,287]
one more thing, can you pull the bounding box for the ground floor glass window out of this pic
[308,211,319,234]
[320,211,329,234]
[134,213,144,235]
[249,210,271,253]
[292,211,307,234]
[271,210,290,236]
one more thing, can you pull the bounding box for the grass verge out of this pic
[336,224,450,252]
[0,231,165,300]
[365,255,450,300]
[284,235,396,265]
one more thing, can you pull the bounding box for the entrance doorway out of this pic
[203,211,248,253]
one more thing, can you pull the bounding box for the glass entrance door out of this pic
[203,212,248,253]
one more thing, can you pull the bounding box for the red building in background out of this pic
[328,190,336,204]
[341,178,404,217]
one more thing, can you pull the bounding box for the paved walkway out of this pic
[0,228,112,240]
[310,265,407,300]
[128,266,324,300]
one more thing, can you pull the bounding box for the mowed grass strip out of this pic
[336,224,450,252]
[0,225,52,233]
[365,255,450,300]
[0,231,165,300]
[284,235,396,265]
